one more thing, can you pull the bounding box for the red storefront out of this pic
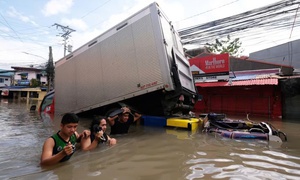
[194,79,282,118]
[189,53,282,118]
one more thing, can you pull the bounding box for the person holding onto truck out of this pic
[108,107,142,135]
[40,113,91,166]
[81,117,117,151]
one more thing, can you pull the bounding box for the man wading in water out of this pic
[40,113,90,166]
[108,107,141,135]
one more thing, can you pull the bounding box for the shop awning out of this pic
[196,78,278,87]
[17,73,28,76]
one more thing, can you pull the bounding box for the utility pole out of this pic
[53,23,76,56]
[46,46,54,92]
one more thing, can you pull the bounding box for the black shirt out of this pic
[110,117,133,135]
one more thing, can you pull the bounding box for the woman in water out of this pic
[81,117,117,151]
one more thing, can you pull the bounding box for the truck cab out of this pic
[39,90,55,114]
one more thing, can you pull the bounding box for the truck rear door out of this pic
[159,11,196,93]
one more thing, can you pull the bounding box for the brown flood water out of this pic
[1,99,300,180]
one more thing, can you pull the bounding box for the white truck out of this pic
[54,2,197,116]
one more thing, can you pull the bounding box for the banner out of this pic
[189,53,230,82]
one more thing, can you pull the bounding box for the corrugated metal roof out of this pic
[231,74,282,81]
[232,74,257,81]
[196,82,227,87]
[196,78,278,87]
[229,68,281,81]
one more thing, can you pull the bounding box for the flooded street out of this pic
[1,100,300,180]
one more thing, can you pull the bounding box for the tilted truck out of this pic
[54,2,197,116]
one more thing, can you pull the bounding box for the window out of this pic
[0,78,3,83]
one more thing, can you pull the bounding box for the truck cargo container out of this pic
[54,2,197,116]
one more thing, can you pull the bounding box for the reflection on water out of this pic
[0,99,300,180]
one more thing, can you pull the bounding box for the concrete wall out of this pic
[249,39,300,69]
[13,70,47,85]
[14,70,37,80]
[280,78,300,119]
[0,76,11,87]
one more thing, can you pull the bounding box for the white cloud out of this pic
[7,7,38,27]
[0,26,10,32]
[97,0,180,32]
[0,39,49,69]
[42,0,74,16]
[7,6,21,17]
[61,18,88,31]
[68,0,188,58]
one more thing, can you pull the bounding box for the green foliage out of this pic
[205,35,243,57]
[30,79,40,87]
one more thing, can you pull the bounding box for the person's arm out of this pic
[76,130,90,142]
[107,115,117,126]
[133,112,142,122]
[40,138,73,166]
[106,135,117,146]
[122,106,141,122]
[81,136,98,151]
[81,131,103,151]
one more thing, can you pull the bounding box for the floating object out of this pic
[142,115,203,131]
[167,117,201,131]
[202,113,287,142]
[30,105,36,111]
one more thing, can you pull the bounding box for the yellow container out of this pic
[167,117,202,131]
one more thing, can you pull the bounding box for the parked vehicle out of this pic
[1,89,9,97]
[54,2,197,116]
[39,90,54,114]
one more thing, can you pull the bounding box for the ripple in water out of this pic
[87,171,102,176]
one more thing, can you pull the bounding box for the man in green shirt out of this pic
[40,113,90,166]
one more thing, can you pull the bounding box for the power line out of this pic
[176,0,240,22]
[179,0,300,47]
[289,3,300,38]
[80,0,113,19]
[0,12,23,43]
[52,23,76,56]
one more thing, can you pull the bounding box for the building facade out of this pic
[11,66,47,86]
[249,39,300,69]
[189,53,297,119]
[0,74,12,87]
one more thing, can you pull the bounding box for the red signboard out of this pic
[189,53,230,82]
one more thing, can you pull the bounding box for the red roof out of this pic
[196,79,278,87]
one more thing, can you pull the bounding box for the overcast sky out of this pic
[0,0,293,70]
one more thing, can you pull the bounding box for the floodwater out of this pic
[1,99,300,180]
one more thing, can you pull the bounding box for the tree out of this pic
[30,78,40,87]
[46,46,55,92]
[205,35,243,57]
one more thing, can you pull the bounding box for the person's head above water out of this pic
[61,113,79,125]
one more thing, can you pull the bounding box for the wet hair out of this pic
[89,116,107,133]
[61,113,79,125]
[119,111,130,118]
